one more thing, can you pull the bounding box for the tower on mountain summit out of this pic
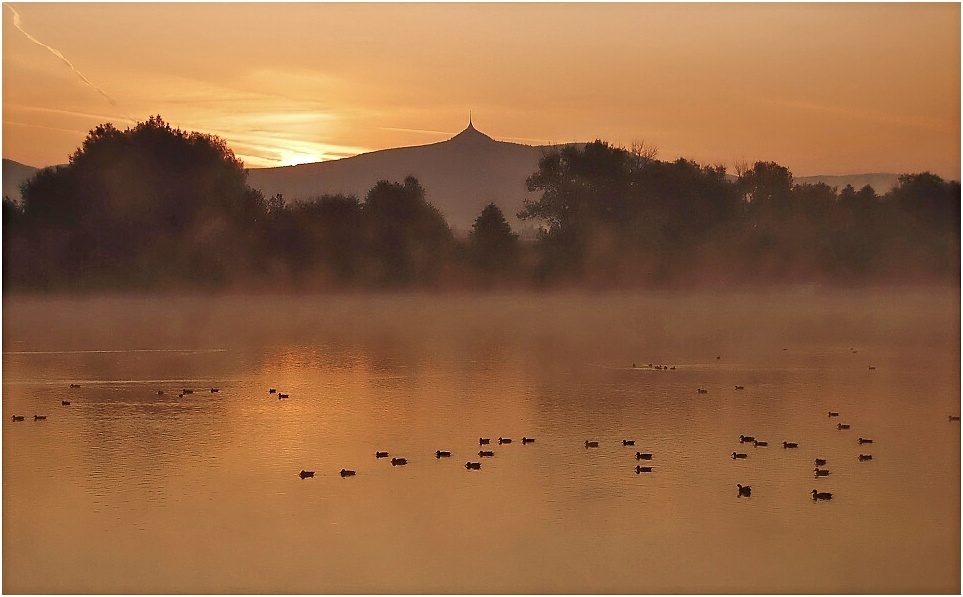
[450,113,493,143]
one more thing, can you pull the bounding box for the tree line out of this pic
[3,116,959,291]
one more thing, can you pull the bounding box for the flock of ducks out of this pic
[729,406,890,502]
[12,364,961,502]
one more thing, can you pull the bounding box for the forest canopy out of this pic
[3,117,959,291]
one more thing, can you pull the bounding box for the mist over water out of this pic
[3,289,960,593]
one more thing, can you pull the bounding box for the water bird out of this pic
[737,484,751,497]
[465,462,481,470]
[734,385,745,390]
[11,415,24,422]
[498,437,512,444]
[585,440,599,448]
[435,450,451,458]
[753,440,768,447]
[157,390,165,396]
[299,470,314,479]
[868,365,876,370]
[182,389,194,395]
[837,423,850,430]
[858,437,873,444]
[635,466,653,473]
[815,458,827,466]
[716,356,721,360]
[33,415,46,421]
[479,437,491,445]
[731,452,748,459]
[391,457,407,466]
[478,450,494,457]
[622,439,635,446]
[269,388,276,394]
[278,393,289,400]
[814,468,831,477]
[739,435,755,443]
[375,451,389,458]
[782,442,798,449]
[858,454,873,461]
[811,489,833,501]
[522,437,535,444]
[670,366,676,370]
[636,452,653,460]
[339,469,356,477]
[210,388,219,393]
[828,411,840,417]
[69,383,81,388]
[61,400,70,406]
[697,388,708,394]
[949,416,961,422]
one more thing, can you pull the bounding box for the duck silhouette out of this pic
[636,452,653,460]
[811,489,833,501]
[435,450,451,458]
[339,469,356,477]
[478,450,494,457]
[635,465,653,474]
[299,470,314,479]
[585,440,599,448]
[731,452,748,459]
[858,454,873,461]
[465,461,481,470]
[390,457,407,466]
[737,484,751,497]
[375,451,388,458]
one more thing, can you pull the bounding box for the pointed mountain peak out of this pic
[449,116,494,144]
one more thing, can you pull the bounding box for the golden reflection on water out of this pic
[3,290,960,593]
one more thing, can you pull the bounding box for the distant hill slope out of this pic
[2,159,39,202]
[795,173,899,192]
[246,123,567,233]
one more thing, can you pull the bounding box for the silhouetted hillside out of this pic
[2,159,38,202]
[247,122,573,234]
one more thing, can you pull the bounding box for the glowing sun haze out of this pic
[3,3,960,177]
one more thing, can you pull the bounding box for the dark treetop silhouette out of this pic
[3,116,959,291]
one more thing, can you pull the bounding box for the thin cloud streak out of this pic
[5,4,118,107]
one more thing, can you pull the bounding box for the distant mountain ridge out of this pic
[246,122,562,233]
[2,159,39,203]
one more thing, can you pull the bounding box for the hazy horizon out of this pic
[3,3,960,178]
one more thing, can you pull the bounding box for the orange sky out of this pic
[3,3,960,178]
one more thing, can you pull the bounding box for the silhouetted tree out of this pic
[468,202,518,271]
[362,176,452,285]
[13,116,266,288]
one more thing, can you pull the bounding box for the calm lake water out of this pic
[3,290,960,593]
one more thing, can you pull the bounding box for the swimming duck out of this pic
[828,411,840,417]
[636,452,653,460]
[269,388,276,394]
[734,385,745,390]
[814,468,830,477]
[622,439,635,446]
[299,470,315,479]
[811,489,833,501]
[278,393,289,399]
[739,435,755,443]
[375,451,389,458]
[697,388,708,394]
[635,466,653,473]
[465,462,481,470]
[814,458,827,466]
[11,415,24,422]
[479,438,491,445]
[498,437,512,445]
[837,423,850,430]
[782,442,798,449]
[522,437,535,444]
[33,415,46,421]
[737,484,751,497]
[435,450,451,458]
[339,469,356,477]
[478,450,494,457]
[858,454,873,461]
[731,452,748,459]
[210,388,219,393]
[69,383,81,389]
[585,440,599,448]
[949,416,961,422]
[390,457,407,466]
[61,400,71,406]
[858,437,873,444]
[753,440,768,447]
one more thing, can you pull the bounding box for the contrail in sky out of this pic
[5,3,117,106]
